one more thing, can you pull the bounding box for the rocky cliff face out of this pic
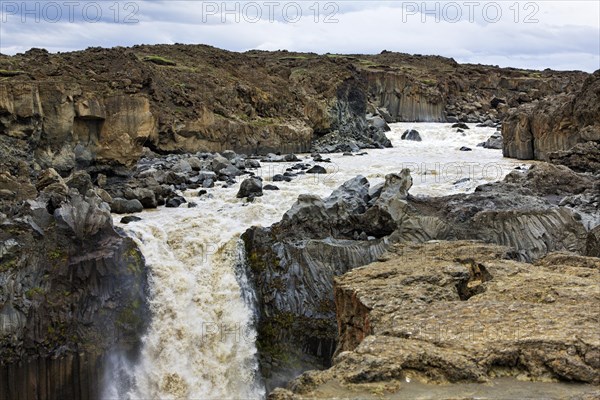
[503,70,600,160]
[270,241,600,399]
[0,45,588,176]
[362,53,587,124]
[241,176,392,390]
[0,44,596,398]
[0,82,156,173]
[0,170,148,399]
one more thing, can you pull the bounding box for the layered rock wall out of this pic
[503,70,600,160]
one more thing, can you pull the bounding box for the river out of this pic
[103,123,524,399]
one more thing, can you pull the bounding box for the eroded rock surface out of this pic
[0,45,588,177]
[273,241,600,399]
[243,164,593,390]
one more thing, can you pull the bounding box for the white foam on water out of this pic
[104,123,527,400]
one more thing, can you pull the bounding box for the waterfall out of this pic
[104,213,265,400]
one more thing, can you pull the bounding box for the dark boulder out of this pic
[452,122,470,130]
[401,129,422,141]
[273,174,291,182]
[491,97,506,108]
[237,177,263,199]
[121,215,142,224]
[165,196,187,208]
[245,159,261,169]
[221,150,237,160]
[110,198,144,214]
[133,188,157,209]
[306,166,327,174]
[482,133,503,149]
[284,154,300,162]
[65,171,94,195]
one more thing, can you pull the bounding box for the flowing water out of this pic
[103,123,527,399]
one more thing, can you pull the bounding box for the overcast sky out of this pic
[0,1,598,71]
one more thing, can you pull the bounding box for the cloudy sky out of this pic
[1,1,598,71]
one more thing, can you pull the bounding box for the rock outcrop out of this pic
[410,164,593,261]
[503,70,600,161]
[0,172,149,399]
[481,131,503,149]
[243,165,593,391]
[242,176,392,390]
[271,241,600,399]
[549,141,600,174]
[363,54,587,124]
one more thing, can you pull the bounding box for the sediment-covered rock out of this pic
[273,241,600,398]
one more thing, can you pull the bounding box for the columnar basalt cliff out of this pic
[0,170,148,400]
[361,52,587,123]
[503,70,600,161]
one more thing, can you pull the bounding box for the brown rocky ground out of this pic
[269,241,600,399]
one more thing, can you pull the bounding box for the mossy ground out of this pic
[141,55,177,66]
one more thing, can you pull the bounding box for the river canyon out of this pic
[1,45,599,399]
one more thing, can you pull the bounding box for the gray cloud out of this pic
[0,1,598,71]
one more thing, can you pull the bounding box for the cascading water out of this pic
[105,219,265,399]
[103,123,527,399]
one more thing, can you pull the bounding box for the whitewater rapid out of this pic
[104,123,527,399]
